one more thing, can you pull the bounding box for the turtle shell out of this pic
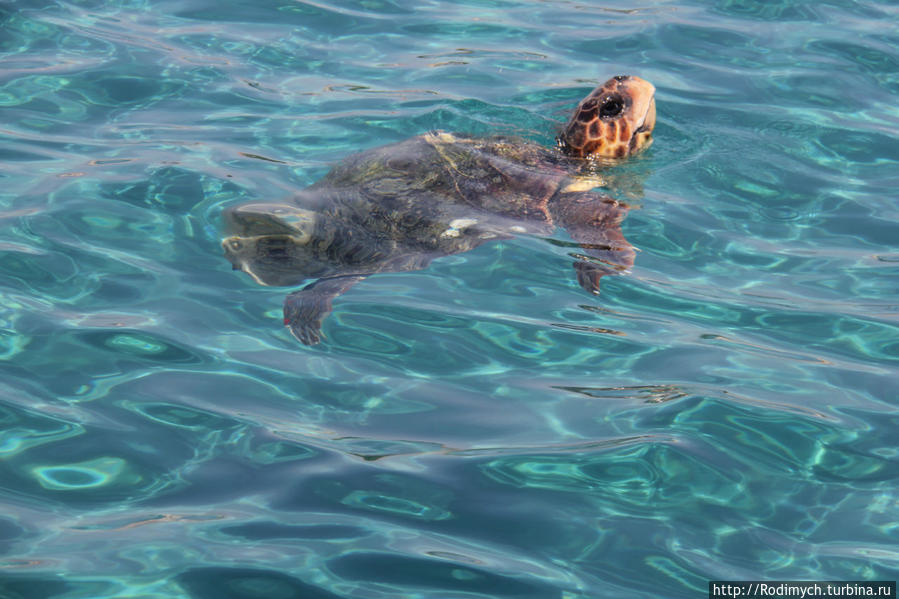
[311,132,576,233]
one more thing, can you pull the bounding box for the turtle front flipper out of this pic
[283,275,366,345]
[551,193,635,294]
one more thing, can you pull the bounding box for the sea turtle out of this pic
[223,75,656,344]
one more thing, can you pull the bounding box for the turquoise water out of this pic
[1,0,898,597]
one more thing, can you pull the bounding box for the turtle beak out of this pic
[222,235,251,276]
[221,234,296,287]
[624,77,656,153]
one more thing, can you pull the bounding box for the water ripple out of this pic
[1,0,898,596]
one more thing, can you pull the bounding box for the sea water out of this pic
[0,1,897,597]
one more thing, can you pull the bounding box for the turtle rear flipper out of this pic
[283,275,366,345]
[551,193,635,294]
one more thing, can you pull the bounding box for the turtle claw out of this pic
[285,317,323,345]
[283,291,325,345]
[574,261,610,295]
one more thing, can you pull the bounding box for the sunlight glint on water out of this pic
[0,1,897,597]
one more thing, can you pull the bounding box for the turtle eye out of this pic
[600,94,624,118]
[229,240,243,250]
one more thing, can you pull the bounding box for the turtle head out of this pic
[559,75,656,159]
[221,202,319,286]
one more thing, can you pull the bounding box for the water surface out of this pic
[1,1,897,597]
